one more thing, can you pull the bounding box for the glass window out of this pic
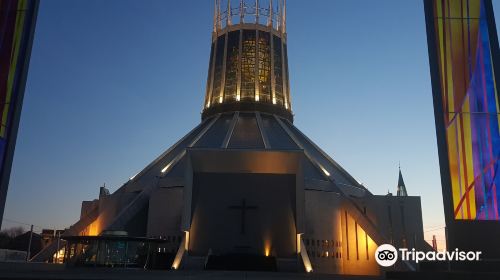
[273,35,283,105]
[241,30,256,100]
[257,31,271,102]
[283,42,290,108]
[205,42,215,107]
[212,35,226,104]
[224,31,240,102]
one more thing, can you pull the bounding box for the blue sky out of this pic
[3,0,500,247]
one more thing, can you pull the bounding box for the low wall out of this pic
[0,261,64,272]
[0,249,26,262]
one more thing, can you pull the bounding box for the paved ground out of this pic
[0,263,382,280]
[3,263,499,280]
[0,268,381,280]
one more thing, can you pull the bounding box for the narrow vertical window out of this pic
[282,42,290,108]
[257,31,271,102]
[224,31,240,101]
[204,42,215,107]
[345,211,349,260]
[355,222,359,260]
[365,233,369,260]
[212,36,226,103]
[241,30,256,100]
[273,35,283,105]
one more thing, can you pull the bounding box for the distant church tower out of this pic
[33,1,429,275]
[396,166,408,197]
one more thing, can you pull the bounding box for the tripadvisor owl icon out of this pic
[375,244,398,267]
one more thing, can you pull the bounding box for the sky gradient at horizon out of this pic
[3,0,500,249]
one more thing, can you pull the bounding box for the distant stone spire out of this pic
[99,183,110,198]
[397,165,408,196]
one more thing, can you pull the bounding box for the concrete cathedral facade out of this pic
[33,1,429,275]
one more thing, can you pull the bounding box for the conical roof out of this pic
[126,111,370,198]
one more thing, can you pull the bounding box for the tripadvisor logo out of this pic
[375,244,482,267]
[375,244,398,267]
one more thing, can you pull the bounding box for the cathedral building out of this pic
[33,0,428,275]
